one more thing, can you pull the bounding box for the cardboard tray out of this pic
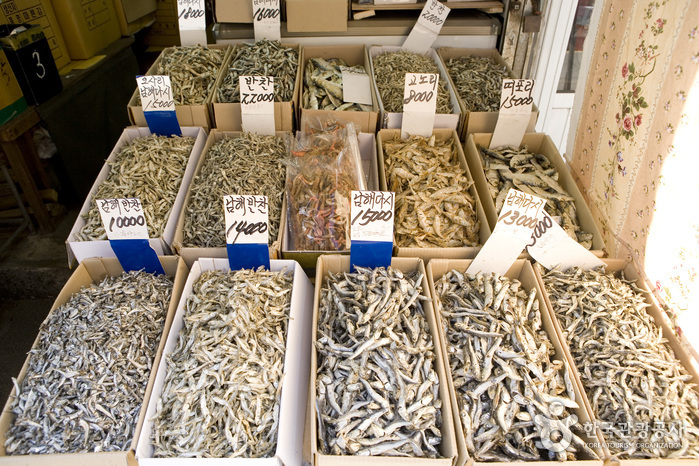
[211,42,301,132]
[368,45,461,132]
[66,126,208,266]
[172,130,291,267]
[299,44,379,134]
[427,258,606,466]
[135,258,313,466]
[377,128,491,261]
[311,255,458,465]
[0,256,188,466]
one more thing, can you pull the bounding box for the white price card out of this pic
[223,195,270,245]
[350,190,395,242]
[490,79,535,149]
[239,76,276,135]
[401,72,438,138]
[97,198,149,240]
[137,75,175,112]
[177,0,207,46]
[526,211,605,270]
[401,0,450,54]
[252,0,281,41]
[467,189,547,275]
[341,66,372,106]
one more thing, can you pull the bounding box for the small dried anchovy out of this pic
[372,50,451,114]
[182,133,287,248]
[303,57,371,111]
[217,40,298,103]
[5,271,173,455]
[77,134,195,241]
[151,268,293,458]
[446,56,509,112]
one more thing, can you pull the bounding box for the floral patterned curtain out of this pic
[571,1,698,343]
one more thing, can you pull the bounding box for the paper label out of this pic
[341,66,372,105]
[177,0,207,45]
[137,75,175,112]
[401,72,438,138]
[350,190,395,242]
[223,195,270,245]
[401,0,450,54]
[490,79,535,149]
[252,0,281,41]
[239,76,276,135]
[97,198,149,240]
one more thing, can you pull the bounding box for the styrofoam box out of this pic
[66,126,207,266]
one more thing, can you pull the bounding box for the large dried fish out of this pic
[303,58,371,111]
[316,266,442,457]
[542,266,699,458]
[151,268,292,458]
[446,56,508,112]
[5,271,173,455]
[383,135,479,247]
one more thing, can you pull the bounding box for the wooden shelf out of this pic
[351,1,503,14]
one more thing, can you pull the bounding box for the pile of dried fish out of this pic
[316,266,442,457]
[446,56,509,112]
[303,58,371,111]
[217,40,298,103]
[151,268,293,458]
[372,50,451,113]
[542,267,699,458]
[5,271,173,455]
[478,145,594,249]
[76,134,195,241]
[182,133,287,248]
[435,270,596,461]
[383,135,479,247]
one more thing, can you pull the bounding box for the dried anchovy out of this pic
[303,57,371,111]
[446,56,509,112]
[316,266,442,457]
[77,135,195,241]
[5,271,173,455]
[435,270,596,461]
[182,133,287,248]
[478,145,594,249]
[542,267,699,458]
[383,135,479,247]
[151,268,293,458]
[372,50,451,114]
[217,40,298,103]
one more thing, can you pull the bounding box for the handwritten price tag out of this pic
[239,76,275,135]
[97,198,149,240]
[138,75,175,112]
[490,79,535,149]
[223,195,269,245]
[350,191,395,242]
[340,66,372,106]
[402,0,450,54]
[401,72,438,138]
[177,0,206,45]
[252,0,281,41]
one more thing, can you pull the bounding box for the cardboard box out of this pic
[141,0,179,47]
[112,0,156,35]
[311,255,458,465]
[286,0,347,32]
[0,255,188,466]
[281,131,379,270]
[0,0,71,69]
[215,0,253,23]
[211,43,300,132]
[172,130,291,268]
[66,126,208,266]
[299,44,379,134]
[135,258,313,465]
[369,45,461,132]
[51,0,121,60]
[437,48,538,139]
[0,49,27,125]
[427,258,606,466]
[129,44,231,130]
[463,132,605,255]
[377,128,491,261]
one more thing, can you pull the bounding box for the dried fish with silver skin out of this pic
[477,144,594,249]
[151,268,292,458]
[182,133,287,248]
[446,56,508,112]
[372,50,451,114]
[76,134,195,241]
[5,271,173,455]
[383,135,479,248]
[316,266,443,457]
[303,58,372,111]
[217,40,298,103]
[435,270,596,461]
[542,266,699,459]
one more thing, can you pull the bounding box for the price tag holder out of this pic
[401,0,450,54]
[490,79,535,149]
[340,66,372,106]
[240,76,276,135]
[467,189,546,275]
[96,198,165,275]
[223,194,271,270]
[252,0,281,41]
[401,73,438,138]
[137,75,181,136]
[349,191,394,271]
[177,0,207,46]
[526,211,605,270]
